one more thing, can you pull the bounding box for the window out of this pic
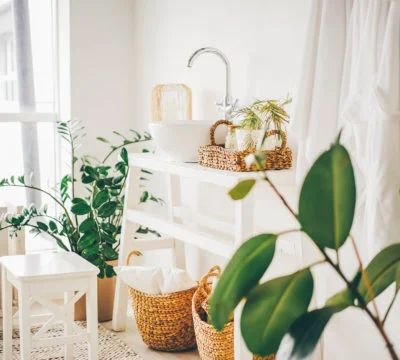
[0,0,61,251]
[0,0,59,204]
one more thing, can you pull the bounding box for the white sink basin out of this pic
[149,121,217,162]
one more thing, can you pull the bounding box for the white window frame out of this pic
[0,0,68,189]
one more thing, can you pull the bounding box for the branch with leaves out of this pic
[211,135,400,360]
[0,120,163,278]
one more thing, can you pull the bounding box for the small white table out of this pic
[1,252,99,360]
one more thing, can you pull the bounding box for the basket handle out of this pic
[198,265,221,299]
[265,130,287,153]
[210,120,233,146]
[125,250,143,265]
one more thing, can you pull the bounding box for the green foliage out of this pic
[228,179,256,200]
[298,142,356,250]
[358,244,400,303]
[209,234,277,331]
[241,270,313,357]
[0,120,163,279]
[210,135,400,360]
[234,95,291,133]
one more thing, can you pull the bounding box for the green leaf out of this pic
[97,201,118,218]
[105,264,116,278]
[56,239,69,251]
[97,137,110,143]
[284,306,344,359]
[36,221,48,231]
[241,270,314,357]
[102,233,117,244]
[228,179,256,201]
[326,270,361,308]
[77,232,98,251]
[48,221,58,233]
[93,189,109,209]
[101,222,117,234]
[103,245,118,260]
[71,202,91,215]
[358,243,400,303]
[120,148,129,164]
[140,191,149,203]
[209,234,277,331]
[71,197,86,204]
[79,218,96,233]
[298,144,356,250]
[81,244,100,259]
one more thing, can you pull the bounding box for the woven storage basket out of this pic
[126,251,197,352]
[192,266,275,360]
[198,120,292,172]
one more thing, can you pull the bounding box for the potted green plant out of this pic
[209,133,400,360]
[234,96,291,151]
[0,120,163,321]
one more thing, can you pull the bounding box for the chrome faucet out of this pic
[187,47,238,120]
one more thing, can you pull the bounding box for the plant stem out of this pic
[264,174,298,219]
[260,175,399,360]
[0,184,75,228]
[349,234,381,321]
[102,139,150,163]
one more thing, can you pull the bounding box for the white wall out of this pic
[130,0,311,125]
[69,0,139,161]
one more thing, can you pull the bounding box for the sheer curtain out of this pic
[293,0,400,359]
[0,0,57,207]
[13,0,41,205]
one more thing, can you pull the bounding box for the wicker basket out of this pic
[192,266,275,360]
[126,251,197,352]
[198,120,292,172]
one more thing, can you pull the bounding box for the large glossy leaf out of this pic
[358,243,400,303]
[93,189,109,209]
[79,218,96,233]
[71,202,91,216]
[77,232,98,251]
[228,179,256,200]
[209,234,277,331]
[240,269,313,357]
[298,143,356,250]
[282,306,344,360]
[97,201,118,218]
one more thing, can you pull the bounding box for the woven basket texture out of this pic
[126,251,197,352]
[198,120,292,172]
[192,266,275,360]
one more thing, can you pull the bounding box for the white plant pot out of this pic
[235,129,265,151]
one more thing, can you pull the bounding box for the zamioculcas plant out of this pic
[209,133,400,360]
[0,120,163,278]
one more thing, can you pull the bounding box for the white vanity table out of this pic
[112,153,297,360]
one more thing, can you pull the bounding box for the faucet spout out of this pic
[187,47,237,120]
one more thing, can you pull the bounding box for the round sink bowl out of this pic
[149,121,216,162]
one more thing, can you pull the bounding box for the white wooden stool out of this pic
[1,252,99,360]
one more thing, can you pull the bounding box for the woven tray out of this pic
[198,120,292,172]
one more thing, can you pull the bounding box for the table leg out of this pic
[18,285,31,359]
[86,277,98,360]
[64,291,74,360]
[2,267,12,359]
[234,193,254,360]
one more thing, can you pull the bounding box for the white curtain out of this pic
[13,0,41,205]
[293,0,400,359]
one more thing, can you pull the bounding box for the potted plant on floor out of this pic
[234,96,291,151]
[0,120,163,321]
[209,133,400,360]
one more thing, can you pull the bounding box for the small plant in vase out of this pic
[234,95,291,151]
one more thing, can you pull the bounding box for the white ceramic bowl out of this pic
[149,121,215,162]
